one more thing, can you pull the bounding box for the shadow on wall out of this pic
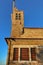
[37,46,43,63]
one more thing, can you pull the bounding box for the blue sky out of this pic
[0,0,43,65]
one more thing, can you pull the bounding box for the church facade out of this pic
[5,0,43,65]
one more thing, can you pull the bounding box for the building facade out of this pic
[5,0,43,65]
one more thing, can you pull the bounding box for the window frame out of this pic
[20,48,29,61]
[31,48,36,61]
[13,48,18,61]
[13,45,37,63]
[19,13,21,20]
[15,13,21,20]
[15,13,18,20]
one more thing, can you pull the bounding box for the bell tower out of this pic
[11,0,24,37]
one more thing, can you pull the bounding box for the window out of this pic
[31,48,36,61]
[13,48,18,61]
[19,13,21,20]
[15,13,21,20]
[16,13,18,20]
[13,47,36,62]
[20,48,29,61]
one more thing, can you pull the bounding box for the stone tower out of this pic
[11,0,24,37]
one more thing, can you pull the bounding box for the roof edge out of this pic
[5,38,43,40]
[24,27,43,29]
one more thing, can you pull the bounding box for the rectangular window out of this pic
[20,48,29,61]
[31,48,36,61]
[16,13,18,20]
[15,13,21,20]
[19,14,21,20]
[13,48,18,61]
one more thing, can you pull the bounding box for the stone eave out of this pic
[5,38,43,45]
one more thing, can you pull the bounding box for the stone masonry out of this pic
[5,0,43,65]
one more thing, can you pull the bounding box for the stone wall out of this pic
[21,28,43,38]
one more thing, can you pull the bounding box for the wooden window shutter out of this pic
[13,48,18,61]
[31,48,36,61]
[20,48,29,60]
